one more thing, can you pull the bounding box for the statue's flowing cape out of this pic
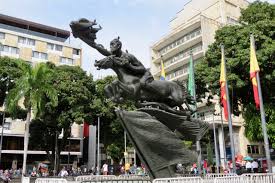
[116,110,199,179]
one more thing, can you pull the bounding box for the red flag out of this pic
[83,122,89,137]
[220,48,228,120]
[250,35,260,109]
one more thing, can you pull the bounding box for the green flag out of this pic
[187,52,197,113]
[188,53,195,97]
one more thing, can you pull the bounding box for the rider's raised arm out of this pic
[125,54,146,74]
[92,43,112,56]
[78,35,111,56]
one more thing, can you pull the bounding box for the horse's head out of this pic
[94,57,113,70]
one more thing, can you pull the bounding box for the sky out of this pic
[0,0,274,79]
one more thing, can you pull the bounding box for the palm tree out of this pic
[6,62,57,176]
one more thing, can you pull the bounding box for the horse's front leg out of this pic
[104,84,115,99]
[104,81,123,103]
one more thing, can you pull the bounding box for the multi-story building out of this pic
[0,14,81,66]
[0,14,82,170]
[150,0,269,167]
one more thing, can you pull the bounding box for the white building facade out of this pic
[150,0,267,168]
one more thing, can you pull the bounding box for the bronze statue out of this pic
[70,18,209,179]
[70,18,102,43]
[71,18,194,112]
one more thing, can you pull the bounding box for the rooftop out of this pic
[0,14,70,40]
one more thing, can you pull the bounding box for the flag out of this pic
[188,53,195,97]
[220,47,228,120]
[160,59,166,80]
[188,52,197,113]
[250,35,260,109]
[83,122,89,138]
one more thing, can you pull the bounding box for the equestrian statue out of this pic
[70,18,209,179]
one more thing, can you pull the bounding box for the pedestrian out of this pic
[102,162,108,175]
[59,167,68,177]
[252,159,259,173]
[191,163,198,175]
[246,160,252,173]
[2,170,11,183]
[125,163,130,175]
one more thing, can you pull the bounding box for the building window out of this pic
[56,45,63,51]
[1,45,19,54]
[159,28,201,55]
[28,38,35,46]
[33,51,39,58]
[73,48,80,55]
[32,51,48,60]
[11,47,19,54]
[47,43,63,51]
[0,32,5,39]
[163,43,202,68]
[60,57,75,65]
[3,45,9,52]
[41,52,47,60]
[227,17,239,25]
[247,145,259,154]
[18,37,25,44]
[47,43,54,50]
[18,36,35,46]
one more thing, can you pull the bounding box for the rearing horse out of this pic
[94,56,188,108]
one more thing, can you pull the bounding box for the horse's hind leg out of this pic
[104,84,115,99]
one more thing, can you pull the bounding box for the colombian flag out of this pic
[160,60,166,80]
[220,49,228,120]
[83,121,89,137]
[250,35,260,109]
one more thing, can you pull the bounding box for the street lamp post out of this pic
[0,76,13,166]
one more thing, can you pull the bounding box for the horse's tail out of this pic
[173,80,188,98]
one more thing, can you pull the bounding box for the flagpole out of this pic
[97,116,101,174]
[212,111,220,173]
[221,45,236,173]
[219,103,227,169]
[188,51,202,175]
[251,35,272,172]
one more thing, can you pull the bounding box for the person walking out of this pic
[246,161,252,173]
[102,162,108,175]
[252,159,259,173]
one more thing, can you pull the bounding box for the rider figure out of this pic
[81,36,154,90]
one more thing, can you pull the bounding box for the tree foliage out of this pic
[29,64,95,168]
[0,57,29,107]
[195,1,275,146]
[6,62,58,174]
[91,76,136,163]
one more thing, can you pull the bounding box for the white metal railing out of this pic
[205,173,237,178]
[75,175,116,182]
[204,173,238,183]
[153,177,203,183]
[35,178,68,183]
[153,173,275,183]
[241,173,275,183]
[213,176,241,183]
[22,176,30,183]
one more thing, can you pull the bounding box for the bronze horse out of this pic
[94,56,192,109]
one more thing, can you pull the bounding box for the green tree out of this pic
[6,62,58,175]
[195,1,275,145]
[29,64,95,171]
[91,76,136,166]
[0,57,29,106]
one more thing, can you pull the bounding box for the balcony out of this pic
[153,34,202,64]
[153,49,204,77]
